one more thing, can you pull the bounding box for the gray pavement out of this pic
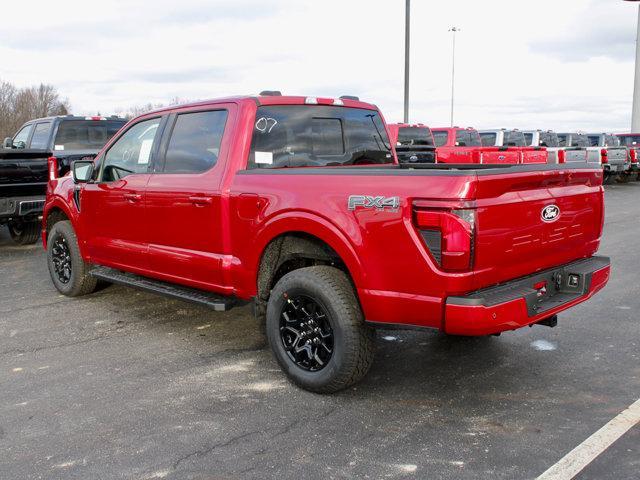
[1,183,639,480]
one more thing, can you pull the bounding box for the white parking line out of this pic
[537,398,640,480]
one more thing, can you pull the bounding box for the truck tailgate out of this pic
[472,167,603,289]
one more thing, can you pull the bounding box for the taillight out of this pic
[557,149,566,164]
[47,156,58,181]
[600,148,608,164]
[414,207,475,271]
[630,149,637,164]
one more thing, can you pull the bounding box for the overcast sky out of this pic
[1,0,638,131]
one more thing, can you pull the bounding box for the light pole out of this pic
[627,0,640,131]
[449,27,460,127]
[404,0,410,123]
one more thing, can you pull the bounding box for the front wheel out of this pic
[47,220,98,296]
[7,219,40,245]
[266,266,375,393]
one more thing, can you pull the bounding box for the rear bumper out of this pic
[603,162,629,173]
[0,195,45,220]
[444,256,610,336]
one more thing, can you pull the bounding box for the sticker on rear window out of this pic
[54,145,64,150]
[254,151,273,164]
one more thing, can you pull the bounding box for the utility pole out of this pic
[449,27,459,127]
[404,0,410,123]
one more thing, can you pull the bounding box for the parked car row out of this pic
[389,124,640,184]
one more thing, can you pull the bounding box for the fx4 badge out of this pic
[541,204,560,222]
[348,195,400,211]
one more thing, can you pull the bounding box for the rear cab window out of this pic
[539,132,559,148]
[479,132,496,146]
[54,119,125,151]
[396,127,434,146]
[248,105,392,168]
[523,133,533,145]
[571,134,589,148]
[433,131,449,147]
[557,134,568,147]
[455,130,481,147]
[587,135,600,147]
[618,135,640,146]
[503,131,526,147]
[604,135,620,147]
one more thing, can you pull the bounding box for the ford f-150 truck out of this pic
[478,129,548,164]
[522,130,589,165]
[43,94,610,393]
[432,127,521,164]
[586,133,631,183]
[616,133,640,180]
[387,123,436,164]
[1,115,126,244]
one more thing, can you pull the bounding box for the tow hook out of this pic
[535,315,558,328]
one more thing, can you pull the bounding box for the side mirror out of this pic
[72,160,94,183]
[3,137,12,148]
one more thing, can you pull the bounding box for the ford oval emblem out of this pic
[541,204,560,222]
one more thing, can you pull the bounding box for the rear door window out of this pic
[162,110,228,174]
[433,131,449,147]
[29,122,52,149]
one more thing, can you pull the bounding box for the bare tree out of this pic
[0,80,70,141]
[116,97,193,119]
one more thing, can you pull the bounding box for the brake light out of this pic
[601,148,608,164]
[414,207,475,271]
[630,149,637,164]
[47,156,58,181]
[557,149,566,164]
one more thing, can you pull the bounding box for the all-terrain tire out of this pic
[7,219,40,245]
[266,266,375,393]
[47,220,98,296]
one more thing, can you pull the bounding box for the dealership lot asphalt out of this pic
[1,184,639,480]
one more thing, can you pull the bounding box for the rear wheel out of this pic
[7,219,40,245]
[266,266,375,393]
[47,220,97,296]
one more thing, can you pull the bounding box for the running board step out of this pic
[90,267,240,311]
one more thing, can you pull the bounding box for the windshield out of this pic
[248,105,393,168]
[396,127,434,146]
[54,120,125,151]
[618,135,640,146]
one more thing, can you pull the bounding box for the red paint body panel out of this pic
[43,96,609,335]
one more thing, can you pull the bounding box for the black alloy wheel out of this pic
[280,294,334,371]
[51,235,72,284]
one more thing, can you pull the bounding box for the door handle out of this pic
[189,196,212,206]
[123,193,142,202]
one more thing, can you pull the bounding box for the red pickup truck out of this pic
[432,127,521,164]
[42,94,610,393]
[387,123,437,164]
